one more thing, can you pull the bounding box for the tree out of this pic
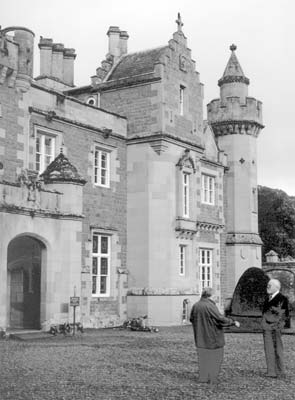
[258,186,295,260]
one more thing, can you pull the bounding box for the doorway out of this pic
[7,236,44,329]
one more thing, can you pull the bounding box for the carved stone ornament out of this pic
[17,169,42,201]
[176,149,196,172]
[179,55,187,72]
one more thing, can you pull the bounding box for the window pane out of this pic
[100,277,107,294]
[36,137,40,152]
[93,235,98,253]
[94,151,99,166]
[92,257,98,275]
[101,236,108,254]
[101,153,107,167]
[92,276,97,294]
[45,137,52,153]
[45,156,51,168]
[100,257,108,275]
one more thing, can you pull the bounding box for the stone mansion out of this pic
[0,15,263,330]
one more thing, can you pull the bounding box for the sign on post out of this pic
[70,296,80,307]
[70,290,80,335]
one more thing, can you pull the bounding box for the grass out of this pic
[0,325,294,400]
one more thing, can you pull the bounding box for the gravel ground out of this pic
[0,326,294,400]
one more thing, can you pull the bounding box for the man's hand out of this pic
[234,321,240,328]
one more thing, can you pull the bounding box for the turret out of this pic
[0,26,35,92]
[207,44,263,137]
[207,44,264,300]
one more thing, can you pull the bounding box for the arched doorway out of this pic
[7,236,44,329]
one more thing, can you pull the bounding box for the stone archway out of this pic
[7,236,45,329]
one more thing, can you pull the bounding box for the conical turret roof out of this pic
[218,44,249,87]
[40,152,86,184]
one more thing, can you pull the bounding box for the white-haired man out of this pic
[190,287,240,387]
[261,278,289,378]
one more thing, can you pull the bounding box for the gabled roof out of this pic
[107,46,168,81]
[40,152,86,185]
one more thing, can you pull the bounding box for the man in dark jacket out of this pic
[190,287,240,386]
[261,279,289,378]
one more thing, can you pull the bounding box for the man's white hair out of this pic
[269,278,281,290]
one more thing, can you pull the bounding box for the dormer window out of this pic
[86,96,96,106]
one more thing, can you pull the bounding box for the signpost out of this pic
[70,287,80,336]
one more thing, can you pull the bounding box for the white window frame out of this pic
[200,249,213,289]
[92,233,111,297]
[179,245,186,276]
[182,172,189,217]
[35,128,56,173]
[179,85,185,116]
[201,174,215,205]
[94,147,110,187]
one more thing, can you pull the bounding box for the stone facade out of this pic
[0,16,263,329]
[0,27,127,330]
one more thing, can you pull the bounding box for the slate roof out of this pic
[40,152,86,184]
[107,46,168,81]
[218,44,249,86]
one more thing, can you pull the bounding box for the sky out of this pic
[2,0,295,195]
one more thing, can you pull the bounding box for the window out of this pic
[200,249,212,289]
[183,172,189,217]
[179,85,185,115]
[35,131,55,173]
[86,96,96,106]
[94,148,110,187]
[182,299,189,322]
[179,245,186,276]
[92,234,111,297]
[201,174,215,205]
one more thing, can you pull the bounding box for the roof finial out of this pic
[176,13,183,33]
[230,44,237,52]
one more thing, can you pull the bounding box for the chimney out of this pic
[51,43,64,81]
[63,48,76,86]
[120,30,129,55]
[107,26,121,61]
[38,37,53,76]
